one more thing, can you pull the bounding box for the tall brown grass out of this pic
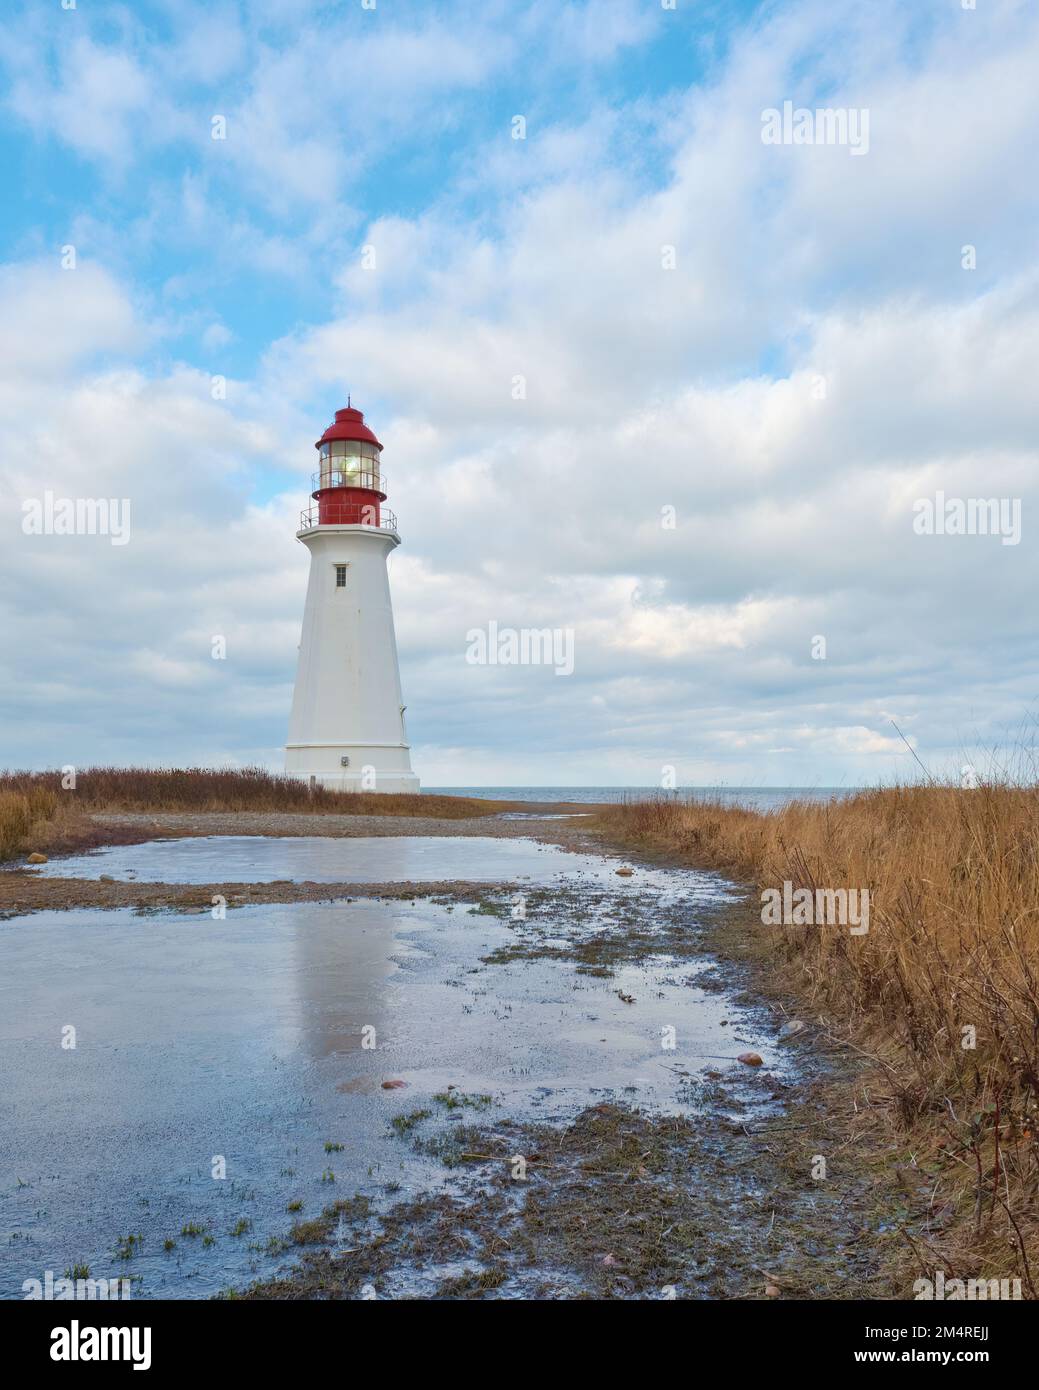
[0,766,505,854]
[0,787,59,858]
[600,784,1039,1294]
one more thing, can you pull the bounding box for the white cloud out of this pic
[2,0,1038,784]
[5,34,172,168]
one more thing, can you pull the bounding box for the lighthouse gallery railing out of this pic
[298,503,398,532]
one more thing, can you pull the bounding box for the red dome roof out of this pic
[316,406,382,451]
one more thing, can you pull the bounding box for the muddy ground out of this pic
[2,808,909,1299]
[0,874,519,916]
[242,891,891,1301]
[242,1084,886,1301]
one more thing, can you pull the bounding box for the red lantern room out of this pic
[309,404,388,528]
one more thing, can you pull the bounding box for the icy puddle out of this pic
[0,849,785,1300]
[23,834,638,885]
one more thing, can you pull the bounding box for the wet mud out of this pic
[1,815,886,1300]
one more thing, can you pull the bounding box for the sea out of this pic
[424,787,862,812]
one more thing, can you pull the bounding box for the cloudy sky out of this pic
[1,0,1036,788]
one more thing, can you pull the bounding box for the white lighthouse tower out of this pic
[285,404,419,793]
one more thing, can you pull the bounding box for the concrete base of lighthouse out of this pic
[285,743,420,795]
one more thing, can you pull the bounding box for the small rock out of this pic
[778,1019,806,1040]
[381,1079,407,1090]
[737,1051,764,1066]
[615,867,634,877]
[27,852,47,864]
[765,1283,781,1298]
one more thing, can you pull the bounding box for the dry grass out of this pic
[0,787,60,859]
[597,783,1039,1295]
[0,766,506,859]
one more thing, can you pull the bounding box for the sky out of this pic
[1,0,1037,788]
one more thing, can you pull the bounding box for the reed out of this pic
[0,787,60,858]
[0,766,504,849]
[598,783,1039,1293]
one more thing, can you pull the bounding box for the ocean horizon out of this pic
[423,786,864,811]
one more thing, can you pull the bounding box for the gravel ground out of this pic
[89,808,599,845]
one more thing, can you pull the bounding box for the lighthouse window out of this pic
[335,565,347,588]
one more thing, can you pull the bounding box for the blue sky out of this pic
[1,0,1037,786]
[1,2,758,388]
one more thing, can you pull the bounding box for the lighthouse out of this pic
[285,405,419,793]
